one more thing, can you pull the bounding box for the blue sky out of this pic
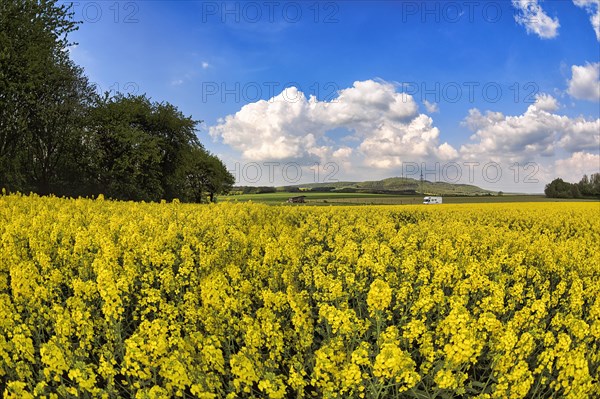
[68,1,600,192]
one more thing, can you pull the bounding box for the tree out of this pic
[591,173,600,197]
[144,101,201,200]
[26,60,96,195]
[578,173,600,197]
[202,154,235,202]
[0,0,89,193]
[570,183,581,198]
[87,95,166,201]
[180,147,234,202]
[545,178,575,198]
[87,94,234,203]
[0,1,233,203]
[578,174,591,196]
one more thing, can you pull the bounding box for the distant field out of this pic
[220,192,599,205]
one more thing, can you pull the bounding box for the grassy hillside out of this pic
[277,176,493,196]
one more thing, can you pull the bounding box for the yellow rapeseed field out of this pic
[0,194,598,398]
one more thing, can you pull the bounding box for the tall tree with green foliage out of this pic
[545,178,577,198]
[146,100,203,200]
[87,94,234,202]
[0,0,93,193]
[545,174,600,199]
[87,95,166,201]
[180,147,235,202]
[578,173,600,197]
[0,1,233,202]
[203,154,235,202]
[27,60,96,195]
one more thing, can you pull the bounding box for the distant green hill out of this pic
[276,177,494,196]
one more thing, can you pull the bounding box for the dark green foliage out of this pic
[0,0,233,202]
[545,178,575,198]
[0,0,85,193]
[86,95,164,201]
[178,145,234,202]
[545,174,600,199]
[233,186,278,194]
[577,173,600,197]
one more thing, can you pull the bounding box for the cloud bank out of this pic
[210,81,599,190]
[460,94,599,161]
[209,80,456,168]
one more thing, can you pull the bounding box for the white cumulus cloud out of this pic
[512,0,560,39]
[567,62,600,101]
[209,80,457,168]
[460,94,599,162]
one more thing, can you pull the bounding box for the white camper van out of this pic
[423,196,442,204]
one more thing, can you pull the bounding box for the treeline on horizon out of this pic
[545,174,600,199]
[0,0,233,203]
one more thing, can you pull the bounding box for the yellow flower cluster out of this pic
[0,193,599,398]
